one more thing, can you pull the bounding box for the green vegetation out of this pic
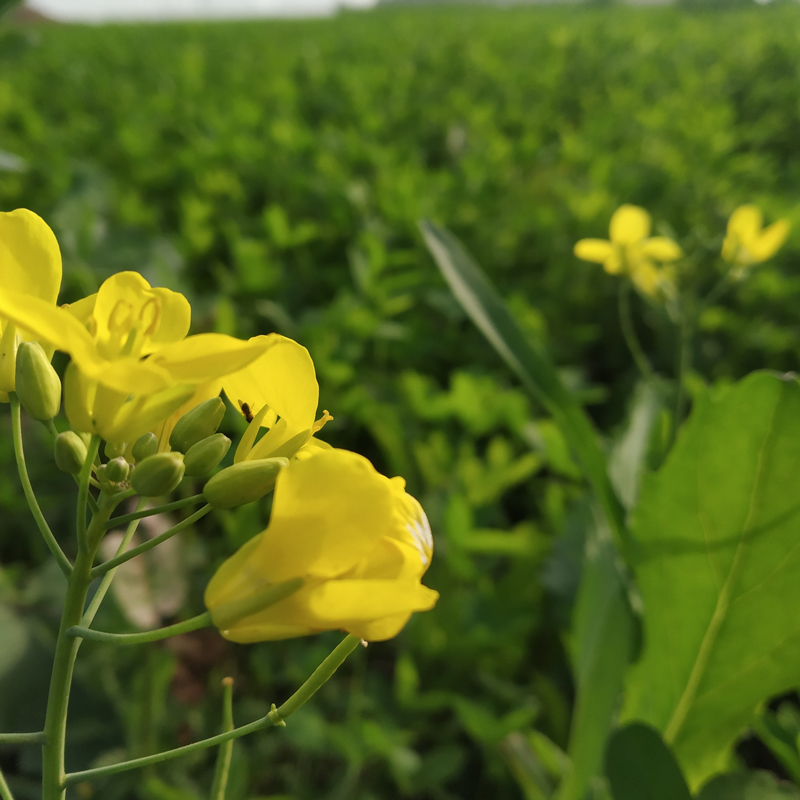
[2,5,800,798]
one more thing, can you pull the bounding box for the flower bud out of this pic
[184,433,231,477]
[15,341,61,421]
[54,431,88,474]
[105,456,130,484]
[203,458,288,509]
[131,452,185,497]
[95,464,107,484]
[169,397,226,454]
[104,440,127,459]
[132,432,158,463]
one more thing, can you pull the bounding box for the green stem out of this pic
[76,436,100,553]
[210,678,235,800]
[0,732,46,745]
[62,634,360,787]
[81,498,147,627]
[673,313,693,439]
[0,767,13,800]
[41,496,115,800]
[92,505,212,579]
[68,612,213,646]
[104,494,206,530]
[9,394,72,577]
[618,282,655,383]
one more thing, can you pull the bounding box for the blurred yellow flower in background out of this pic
[721,204,789,276]
[574,204,682,298]
[205,448,438,642]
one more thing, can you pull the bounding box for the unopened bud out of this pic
[130,452,185,497]
[184,433,231,477]
[95,464,107,484]
[203,458,288,509]
[105,456,130,484]
[169,398,226,454]
[132,432,158,462]
[15,341,61,421]
[104,440,127,459]
[54,431,88,474]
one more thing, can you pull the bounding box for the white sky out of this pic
[29,0,378,22]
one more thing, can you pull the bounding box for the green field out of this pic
[2,5,800,798]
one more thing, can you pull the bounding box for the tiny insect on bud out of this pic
[104,440,127,459]
[131,432,158,463]
[130,452,185,497]
[184,433,231,477]
[54,431,88,475]
[104,456,130,484]
[15,341,61,421]
[169,397,226,454]
[203,458,288,509]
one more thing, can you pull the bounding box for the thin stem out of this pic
[210,678,235,800]
[618,282,655,383]
[63,634,360,787]
[92,505,212,579]
[9,394,72,577]
[0,767,13,800]
[68,612,213,645]
[81,498,148,627]
[0,732,45,745]
[673,312,693,440]
[104,494,206,530]
[76,436,100,553]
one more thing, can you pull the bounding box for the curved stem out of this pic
[9,394,72,577]
[618,282,655,383]
[68,611,213,645]
[0,767,13,800]
[104,494,205,530]
[210,678,235,800]
[0,732,45,745]
[62,634,360,787]
[92,505,212,579]
[76,436,100,553]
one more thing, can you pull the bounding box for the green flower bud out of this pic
[54,431,88,474]
[105,456,130,484]
[203,458,288,509]
[95,464,107,484]
[104,440,127,459]
[131,452,185,497]
[169,398,226,454]
[184,433,231,477]
[132,432,158,463]
[15,341,61,421]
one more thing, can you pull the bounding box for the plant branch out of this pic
[76,436,100,553]
[0,732,45,745]
[210,678,235,800]
[618,282,655,383]
[10,394,72,577]
[62,634,360,787]
[104,494,206,529]
[68,611,213,645]
[0,767,14,800]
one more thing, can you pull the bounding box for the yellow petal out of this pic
[750,219,790,262]
[574,239,614,264]
[154,380,223,452]
[727,204,762,246]
[64,362,96,433]
[142,287,191,353]
[105,383,197,443]
[610,204,651,245]
[65,294,97,328]
[630,261,664,298]
[0,209,62,304]
[150,333,270,383]
[641,237,682,262]
[205,533,266,611]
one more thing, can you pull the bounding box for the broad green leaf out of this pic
[696,771,800,799]
[622,372,800,788]
[419,219,626,552]
[605,723,692,800]
[557,527,634,800]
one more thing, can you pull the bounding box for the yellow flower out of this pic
[205,448,438,642]
[721,205,789,275]
[574,204,682,298]
[0,209,62,399]
[222,334,332,463]
[0,271,269,441]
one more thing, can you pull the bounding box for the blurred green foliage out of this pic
[1,5,799,798]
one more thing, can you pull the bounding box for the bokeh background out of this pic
[1,1,799,798]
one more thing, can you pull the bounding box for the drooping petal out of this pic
[750,219,790,263]
[574,239,614,264]
[641,236,683,262]
[610,204,651,245]
[0,209,62,304]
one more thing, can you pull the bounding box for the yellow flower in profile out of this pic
[0,209,62,399]
[205,449,438,642]
[574,204,682,298]
[721,205,789,276]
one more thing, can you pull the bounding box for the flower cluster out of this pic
[1,208,438,642]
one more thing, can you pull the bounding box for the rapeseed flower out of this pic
[574,204,682,298]
[721,205,789,277]
[205,448,438,642]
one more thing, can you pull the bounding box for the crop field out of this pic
[1,5,800,799]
